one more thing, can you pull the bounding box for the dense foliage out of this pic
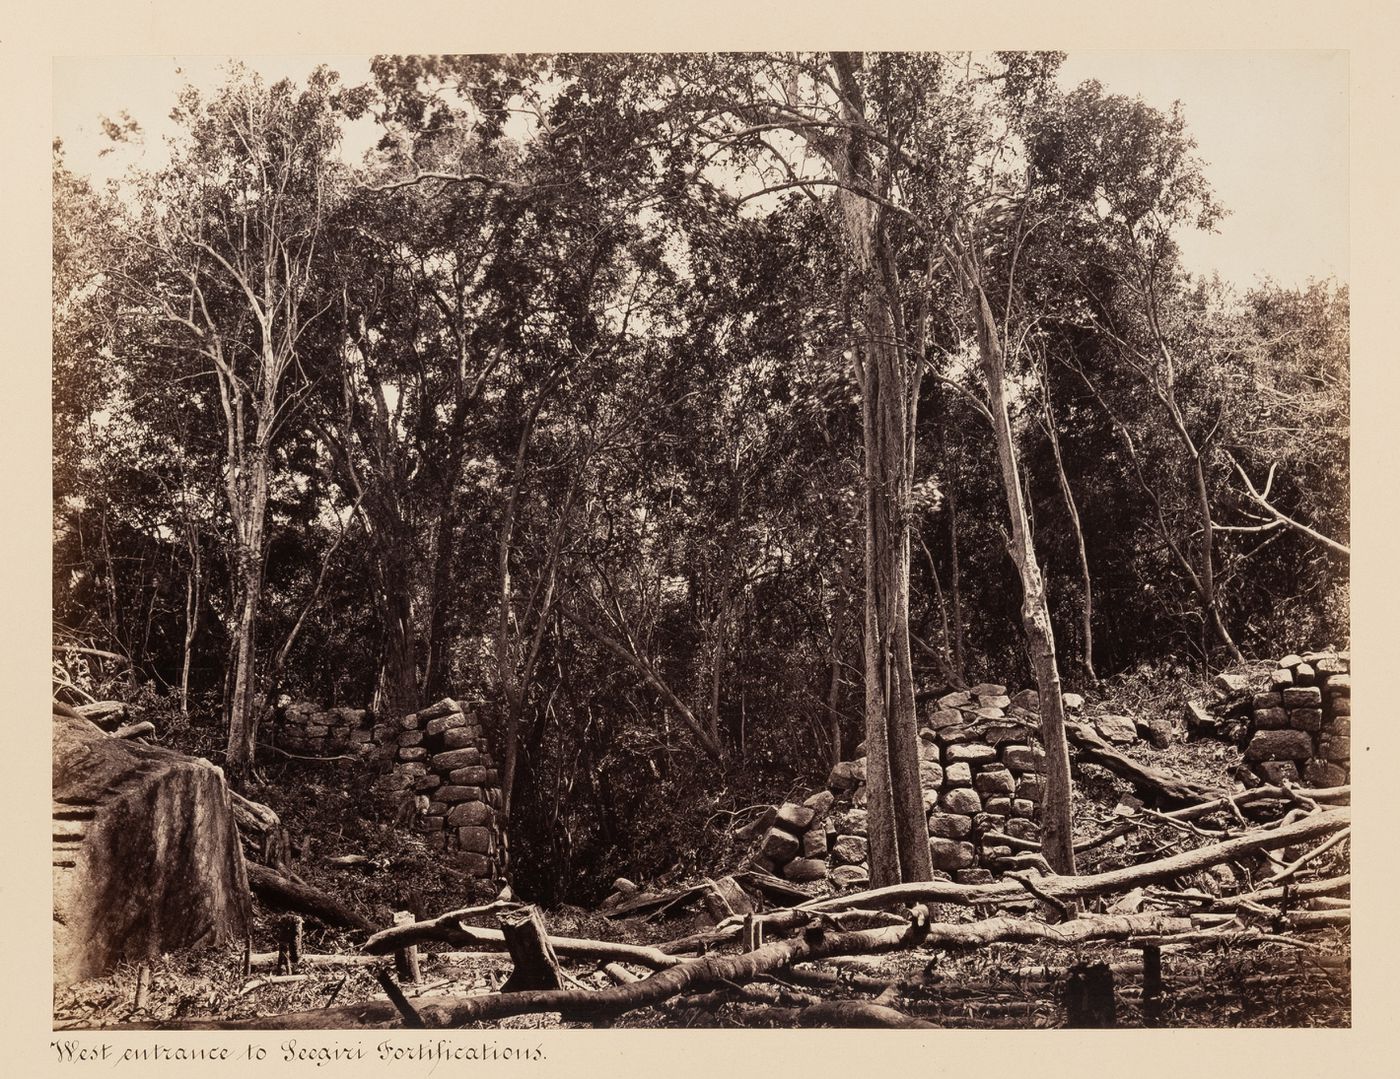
[53,54,1348,903]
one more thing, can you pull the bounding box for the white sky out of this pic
[1057,51,1348,288]
[53,51,1348,290]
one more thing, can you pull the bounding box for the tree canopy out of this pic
[54,53,1348,902]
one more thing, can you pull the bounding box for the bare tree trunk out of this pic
[371,528,420,716]
[822,53,931,888]
[934,417,967,683]
[1184,434,1242,664]
[959,261,1076,875]
[1039,373,1097,683]
[225,540,264,780]
[224,373,276,782]
[423,476,460,701]
[858,299,933,887]
[180,532,201,717]
[824,580,850,768]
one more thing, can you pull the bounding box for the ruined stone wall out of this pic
[278,702,375,754]
[749,683,1062,888]
[744,654,1353,891]
[276,696,507,886]
[1239,651,1351,788]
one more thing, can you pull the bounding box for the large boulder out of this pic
[53,708,250,988]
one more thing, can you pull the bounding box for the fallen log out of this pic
[659,907,905,955]
[599,884,709,921]
[249,952,385,971]
[128,910,936,1028]
[602,963,641,985]
[363,913,684,971]
[734,1001,936,1029]
[1165,785,1350,822]
[245,862,374,932]
[129,909,1245,1029]
[734,870,815,906]
[800,807,1350,914]
[1208,875,1350,912]
[74,700,127,725]
[1066,721,1222,805]
[374,969,425,1029]
[360,901,515,952]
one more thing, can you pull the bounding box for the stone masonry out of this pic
[277,696,507,886]
[750,683,1066,887]
[1237,651,1351,789]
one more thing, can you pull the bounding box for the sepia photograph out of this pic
[48,45,1353,1035]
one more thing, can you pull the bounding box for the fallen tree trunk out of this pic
[1066,721,1222,805]
[127,913,933,1028]
[739,1001,936,1029]
[127,909,1254,1029]
[245,863,373,932]
[801,807,1351,914]
[249,952,385,971]
[363,913,684,971]
[1165,785,1350,822]
[660,907,906,956]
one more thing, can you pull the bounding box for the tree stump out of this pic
[499,905,564,992]
[1142,944,1164,1027]
[1063,961,1117,1027]
[392,911,421,985]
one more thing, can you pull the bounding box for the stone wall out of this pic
[278,701,375,754]
[1237,651,1351,788]
[276,696,507,886]
[749,682,1063,887]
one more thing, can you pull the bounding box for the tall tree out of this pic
[946,207,1078,875]
[1029,82,1242,663]
[117,68,345,779]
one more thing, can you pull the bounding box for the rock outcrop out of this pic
[53,707,250,988]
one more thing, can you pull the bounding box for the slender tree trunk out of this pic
[1183,436,1242,664]
[965,277,1076,875]
[180,540,201,717]
[708,620,726,747]
[823,52,930,888]
[824,582,850,768]
[935,419,967,683]
[1040,383,1097,683]
[859,299,933,887]
[224,403,273,783]
[375,540,420,716]
[423,483,460,701]
[226,521,265,780]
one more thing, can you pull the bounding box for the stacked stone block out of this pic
[1243,652,1350,789]
[749,682,1063,886]
[367,698,508,882]
[278,702,375,754]
[917,682,1051,882]
[751,790,839,884]
[279,696,507,886]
